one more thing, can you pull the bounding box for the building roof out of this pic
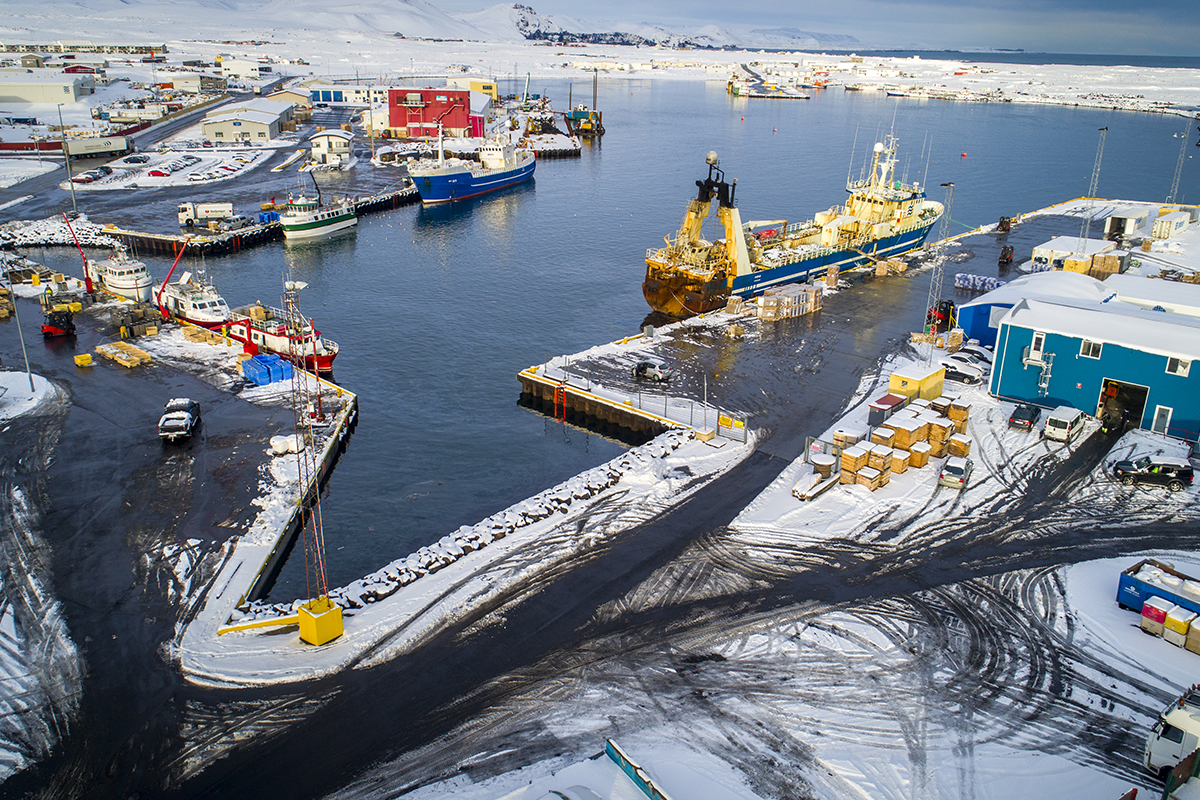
[206,97,291,119]
[1033,236,1114,257]
[203,109,278,126]
[0,72,84,85]
[310,129,353,142]
[959,270,1111,310]
[1105,273,1200,318]
[1000,296,1200,362]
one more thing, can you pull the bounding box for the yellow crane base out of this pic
[299,596,343,646]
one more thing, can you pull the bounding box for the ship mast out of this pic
[284,277,343,645]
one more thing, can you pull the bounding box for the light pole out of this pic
[6,279,36,393]
[57,103,77,214]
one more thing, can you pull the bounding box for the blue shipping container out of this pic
[1116,558,1200,617]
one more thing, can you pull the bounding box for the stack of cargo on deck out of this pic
[756,283,823,321]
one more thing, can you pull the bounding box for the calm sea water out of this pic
[26,79,1200,596]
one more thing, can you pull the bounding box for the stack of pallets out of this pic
[95,341,152,369]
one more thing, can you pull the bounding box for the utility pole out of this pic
[923,182,954,362]
[1168,116,1192,204]
[1080,127,1107,243]
[57,103,77,214]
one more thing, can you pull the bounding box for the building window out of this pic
[1080,340,1102,359]
[258,131,266,137]
[214,131,223,137]
[1167,357,1191,377]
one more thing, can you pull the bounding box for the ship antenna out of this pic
[922,134,932,190]
[847,125,859,186]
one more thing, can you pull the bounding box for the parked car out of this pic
[1112,455,1194,491]
[181,155,201,164]
[1008,403,1042,431]
[158,398,201,442]
[959,344,993,365]
[1042,405,1086,443]
[938,457,974,490]
[95,165,113,176]
[70,173,94,183]
[942,365,981,385]
[188,172,207,182]
[937,357,984,381]
[147,169,171,177]
[945,351,989,372]
[632,361,671,381]
[1190,440,1200,470]
[219,215,249,231]
[123,154,150,164]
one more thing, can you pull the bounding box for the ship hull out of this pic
[281,214,357,240]
[643,222,936,318]
[412,158,535,205]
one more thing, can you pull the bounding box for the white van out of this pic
[1042,405,1085,443]
[1146,685,1200,779]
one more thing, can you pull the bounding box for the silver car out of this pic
[632,361,671,381]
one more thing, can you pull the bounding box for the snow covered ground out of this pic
[374,339,1200,800]
[0,158,59,190]
[0,372,83,783]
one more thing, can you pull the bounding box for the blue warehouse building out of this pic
[956,271,1110,348]
[990,296,1200,440]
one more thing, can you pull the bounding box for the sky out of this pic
[434,0,1200,56]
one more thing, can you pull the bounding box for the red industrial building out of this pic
[387,87,480,139]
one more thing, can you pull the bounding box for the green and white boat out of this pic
[280,192,357,241]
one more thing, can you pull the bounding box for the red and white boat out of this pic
[225,302,338,374]
[157,270,231,329]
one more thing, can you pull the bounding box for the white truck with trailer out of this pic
[178,202,235,227]
[63,136,133,158]
[1146,684,1200,779]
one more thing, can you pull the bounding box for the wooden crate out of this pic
[954,417,968,435]
[947,434,972,458]
[948,400,970,422]
[928,418,954,443]
[839,468,858,485]
[841,445,869,472]
[871,427,895,448]
[883,417,923,450]
[856,466,881,491]
[867,445,892,472]
[891,450,910,474]
[930,396,955,416]
[908,442,931,468]
[927,440,948,459]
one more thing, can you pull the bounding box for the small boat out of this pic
[157,269,231,328]
[88,248,153,302]
[408,124,535,205]
[225,302,338,374]
[280,174,357,241]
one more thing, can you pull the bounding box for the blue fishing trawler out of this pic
[408,125,535,205]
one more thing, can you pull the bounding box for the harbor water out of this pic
[17,77,1199,599]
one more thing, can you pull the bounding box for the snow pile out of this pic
[0,214,119,249]
[0,372,60,423]
[233,428,693,624]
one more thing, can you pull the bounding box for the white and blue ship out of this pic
[408,127,535,205]
[643,134,944,317]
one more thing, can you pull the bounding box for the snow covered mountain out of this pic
[1,0,859,50]
[452,4,860,50]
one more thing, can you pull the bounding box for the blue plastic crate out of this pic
[242,358,270,385]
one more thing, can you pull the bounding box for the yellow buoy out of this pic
[298,596,343,646]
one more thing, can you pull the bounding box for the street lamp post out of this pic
[57,103,77,214]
